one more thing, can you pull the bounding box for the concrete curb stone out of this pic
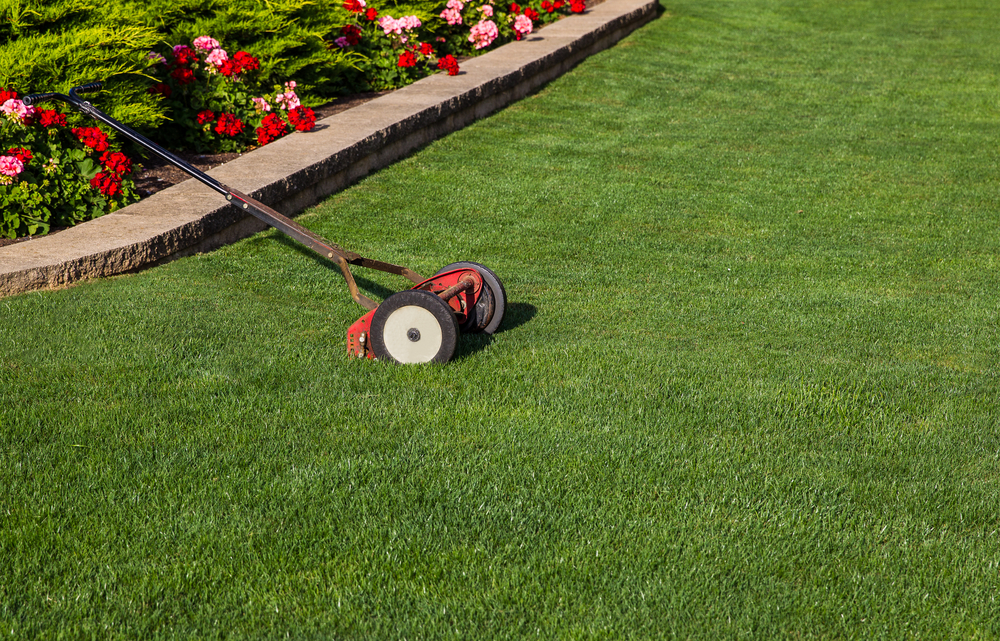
[0,0,657,298]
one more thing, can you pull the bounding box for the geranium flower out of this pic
[2,99,35,123]
[524,7,539,20]
[440,8,463,25]
[148,51,167,64]
[172,45,198,66]
[481,4,494,16]
[343,0,366,12]
[419,42,435,56]
[233,51,260,72]
[90,171,123,197]
[334,36,351,48]
[0,88,17,104]
[193,36,221,51]
[37,108,68,128]
[196,110,216,124]
[100,151,132,176]
[214,113,245,137]
[468,19,498,49]
[365,7,378,20]
[7,147,32,164]
[275,83,300,110]
[71,127,110,152]
[287,106,316,132]
[570,0,584,12]
[0,155,24,178]
[252,97,271,112]
[255,112,288,145]
[448,0,465,10]
[397,51,417,67]
[509,2,520,13]
[513,14,533,39]
[206,48,229,69]
[170,67,196,84]
[341,24,362,45]
[437,54,460,76]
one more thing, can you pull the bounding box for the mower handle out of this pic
[23,81,102,107]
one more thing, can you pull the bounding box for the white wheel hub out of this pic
[381,304,444,363]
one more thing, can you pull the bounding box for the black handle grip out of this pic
[22,92,59,106]
[72,81,103,95]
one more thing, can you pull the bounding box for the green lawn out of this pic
[3,0,1000,637]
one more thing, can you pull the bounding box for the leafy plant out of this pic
[0,88,139,239]
[147,37,317,153]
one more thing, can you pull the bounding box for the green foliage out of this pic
[0,109,139,238]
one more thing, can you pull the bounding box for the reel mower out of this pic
[24,82,506,364]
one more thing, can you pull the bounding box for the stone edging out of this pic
[0,0,657,298]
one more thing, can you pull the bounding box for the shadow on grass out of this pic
[273,234,397,301]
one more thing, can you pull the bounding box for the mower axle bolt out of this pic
[407,328,421,342]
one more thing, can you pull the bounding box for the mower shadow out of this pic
[273,235,396,300]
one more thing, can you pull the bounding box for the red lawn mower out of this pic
[25,83,506,364]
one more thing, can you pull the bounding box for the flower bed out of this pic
[0,0,585,239]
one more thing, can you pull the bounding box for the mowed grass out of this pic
[3,0,1000,637]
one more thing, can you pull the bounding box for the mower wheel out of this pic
[434,262,506,334]
[370,289,459,364]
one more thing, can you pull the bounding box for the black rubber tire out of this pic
[434,262,507,334]
[370,289,459,364]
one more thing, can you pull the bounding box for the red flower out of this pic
[170,67,196,85]
[71,127,110,152]
[0,88,17,103]
[233,51,260,72]
[148,82,172,98]
[509,3,521,13]
[341,24,363,45]
[90,172,123,197]
[398,51,417,67]
[255,112,289,145]
[100,150,132,176]
[524,7,540,19]
[214,113,245,137]
[7,147,32,164]
[365,7,378,20]
[553,0,564,7]
[196,110,216,125]
[570,0,584,12]
[343,0,364,12]
[419,42,434,56]
[437,54,460,76]
[287,106,316,132]
[541,0,554,12]
[219,60,239,77]
[36,108,68,128]
[173,46,198,66]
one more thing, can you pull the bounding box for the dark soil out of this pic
[0,91,389,249]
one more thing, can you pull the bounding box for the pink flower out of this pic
[447,0,465,9]
[205,48,229,68]
[252,96,272,112]
[275,83,300,110]
[148,51,167,64]
[335,36,351,47]
[172,44,189,54]
[0,155,24,178]
[193,36,221,51]
[379,15,403,34]
[481,4,494,16]
[468,19,498,49]
[1,99,34,123]
[400,15,421,29]
[440,8,463,24]
[513,14,533,38]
